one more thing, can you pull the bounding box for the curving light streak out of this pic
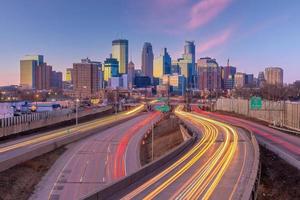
[122,105,218,199]
[0,104,145,153]
[113,111,160,179]
[122,105,238,200]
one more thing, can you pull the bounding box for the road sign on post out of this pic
[154,105,170,112]
[250,96,262,110]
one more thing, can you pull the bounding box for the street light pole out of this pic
[75,98,79,126]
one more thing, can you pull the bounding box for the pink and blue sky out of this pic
[0,0,299,85]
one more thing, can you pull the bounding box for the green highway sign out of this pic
[154,105,170,112]
[250,96,262,110]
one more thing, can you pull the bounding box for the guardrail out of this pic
[0,106,113,138]
[82,119,197,200]
[240,128,261,200]
[0,111,143,173]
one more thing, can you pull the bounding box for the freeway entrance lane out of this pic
[30,111,161,200]
[192,106,300,169]
[117,106,257,200]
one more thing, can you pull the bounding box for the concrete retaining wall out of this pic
[241,129,261,200]
[82,121,196,200]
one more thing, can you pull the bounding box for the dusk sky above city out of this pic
[0,0,299,85]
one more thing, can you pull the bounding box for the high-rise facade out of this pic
[176,41,196,88]
[112,39,128,74]
[171,60,181,74]
[141,42,154,78]
[258,71,266,87]
[183,41,195,67]
[73,58,100,98]
[51,71,63,89]
[178,59,194,88]
[153,48,171,78]
[235,72,246,88]
[128,61,135,89]
[162,74,186,96]
[35,63,52,90]
[20,60,37,89]
[20,55,44,89]
[103,54,119,82]
[265,67,283,86]
[196,57,221,91]
[222,66,236,90]
[23,55,44,65]
[65,68,73,83]
[245,74,254,87]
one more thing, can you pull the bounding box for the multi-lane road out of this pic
[29,111,161,200]
[0,105,145,172]
[192,106,300,169]
[115,106,258,200]
[0,102,267,200]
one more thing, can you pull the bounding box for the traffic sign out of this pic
[250,96,262,110]
[154,105,170,112]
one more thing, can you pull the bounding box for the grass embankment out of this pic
[140,116,184,166]
[257,146,300,200]
[0,147,66,200]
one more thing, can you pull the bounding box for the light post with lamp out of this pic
[75,98,80,126]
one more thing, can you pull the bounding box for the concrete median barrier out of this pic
[82,121,196,200]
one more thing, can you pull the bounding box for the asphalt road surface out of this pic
[30,111,161,200]
[116,106,257,200]
[192,106,300,169]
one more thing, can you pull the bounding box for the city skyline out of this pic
[0,0,299,85]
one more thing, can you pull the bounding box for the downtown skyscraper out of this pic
[112,39,128,74]
[73,58,101,98]
[197,57,222,91]
[265,67,283,86]
[153,48,171,78]
[183,41,195,66]
[141,42,154,78]
[20,55,44,89]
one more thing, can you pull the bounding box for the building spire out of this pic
[227,58,230,67]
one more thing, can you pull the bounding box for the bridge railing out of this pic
[0,106,112,138]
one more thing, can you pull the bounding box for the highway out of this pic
[116,106,257,200]
[0,105,145,171]
[192,106,300,169]
[30,111,161,200]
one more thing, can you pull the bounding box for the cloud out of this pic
[188,0,232,30]
[197,26,234,54]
